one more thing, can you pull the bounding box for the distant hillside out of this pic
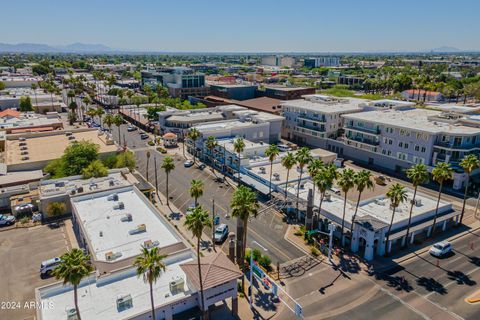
[429,46,462,53]
[0,42,114,53]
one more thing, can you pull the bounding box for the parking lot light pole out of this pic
[212,198,216,252]
[250,240,268,308]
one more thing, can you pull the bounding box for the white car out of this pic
[40,257,62,277]
[184,160,194,168]
[214,224,229,243]
[429,241,452,257]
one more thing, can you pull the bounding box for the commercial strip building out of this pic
[0,75,42,88]
[289,181,458,261]
[0,109,63,133]
[35,172,242,320]
[0,88,65,113]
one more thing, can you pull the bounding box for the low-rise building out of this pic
[304,56,340,68]
[261,86,315,100]
[209,83,257,101]
[0,75,42,88]
[0,109,63,133]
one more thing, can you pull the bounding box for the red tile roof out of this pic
[0,109,20,118]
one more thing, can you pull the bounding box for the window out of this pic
[259,131,264,138]
[398,142,403,148]
[387,150,392,156]
[404,143,409,149]
[414,145,420,151]
[421,147,426,153]
[388,139,393,145]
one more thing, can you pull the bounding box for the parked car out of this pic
[127,126,137,132]
[40,257,62,277]
[277,144,291,152]
[184,160,194,167]
[0,214,15,226]
[198,164,206,170]
[375,175,387,186]
[214,224,229,243]
[140,133,149,140]
[429,241,452,257]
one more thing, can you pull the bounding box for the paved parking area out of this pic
[0,223,73,320]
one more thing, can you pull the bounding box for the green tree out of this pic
[19,96,33,111]
[307,158,324,201]
[103,113,114,132]
[314,164,337,227]
[351,170,374,234]
[337,168,356,245]
[265,144,280,198]
[82,160,108,179]
[431,162,454,236]
[205,136,218,174]
[459,154,480,223]
[233,137,245,186]
[52,249,93,320]
[295,147,312,219]
[133,247,167,320]
[281,152,296,200]
[116,151,136,171]
[95,107,105,128]
[184,206,211,314]
[187,128,201,164]
[113,114,123,145]
[0,81,5,90]
[46,201,67,217]
[405,164,429,246]
[385,183,408,255]
[161,156,175,206]
[61,141,99,176]
[231,186,259,268]
[189,179,204,207]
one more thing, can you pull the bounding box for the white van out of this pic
[278,144,291,152]
[40,257,61,277]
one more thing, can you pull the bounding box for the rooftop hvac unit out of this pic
[107,193,119,201]
[113,202,124,210]
[21,156,29,161]
[68,136,76,140]
[259,167,266,174]
[129,224,146,235]
[21,151,28,155]
[324,194,332,202]
[121,213,132,222]
[65,132,73,136]
[109,180,115,186]
[19,137,26,141]
[20,146,28,150]
[273,173,280,181]
[415,199,422,207]
[19,142,27,146]
[169,277,185,293]
[77,187,84,193]
[66,308,78,320]
[105,251,122,261]
[116,294,133,311]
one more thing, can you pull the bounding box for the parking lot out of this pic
[0,223,73,320]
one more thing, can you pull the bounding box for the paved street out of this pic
[111,124,305,264]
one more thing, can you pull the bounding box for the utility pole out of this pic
[212,198,216,252]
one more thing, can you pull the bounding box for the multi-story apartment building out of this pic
[304,56,340,68]
[281,95,366,145]
[328,108,480,189]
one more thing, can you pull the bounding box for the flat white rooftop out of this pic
[38,254,194,320]
[72,187,180,263]
[282,98,364,114]
[343,108,480,135]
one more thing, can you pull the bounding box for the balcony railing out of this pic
[295,123,325,133]
[434,141,480,150]
[297,115,326,123]
[345,134,380,146]
[345,125,381,135]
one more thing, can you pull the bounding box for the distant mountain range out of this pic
[428,46,463,53]
[0,42,113,53]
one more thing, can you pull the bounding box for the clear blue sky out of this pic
[2,0,479,52]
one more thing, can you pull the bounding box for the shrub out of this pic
[20,217,29,225]
[147,141,155,146]
[311,247,320,257]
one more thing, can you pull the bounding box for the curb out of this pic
[283,225,312,256]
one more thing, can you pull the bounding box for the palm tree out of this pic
[184,206,212,314]
[313,165,336,228]
[96,107,105,128]
[431,162,454,236]
[265,144,280,198]
[205,136,218,174]
[103,113,114,132]
[459,154,480,223]
[351,170,374,234]
[295,147,312,219]
[307,158,324,201]
[161,156,175,206]
[145,150,151,181]
[133,247,167,320]
[231,186,259,272]
[233,137,245,186]
[337,168,356,245]
[281,152,296,201]
[189,179,204,207]
[405,164,429,246]
[113,114,123,145]
[31,83,39,111]
[187,128,201,164]
[52,249,93,320]
[385,183,408,256]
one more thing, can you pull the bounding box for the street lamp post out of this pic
[250,240,268,308]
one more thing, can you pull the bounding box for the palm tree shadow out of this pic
[447,270,477,286]
[416,277,447,294]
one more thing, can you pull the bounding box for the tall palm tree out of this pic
[103,113,114,132]
[313,164,336,228]
[295,147,312,219]
[145,150,151,181]
[265,144,280,198]
[133,247,167,320]
[161,156,175,206]
[385,183,408,256]
[31,83,39,111]
[113,114,123,145]
[431,162,454,236]
[233,137,245,186]
[459,154,480,223]
[231,186,259,275]
[351,170,374,233]
[52,248,93,320]
[187,128,201,164]
[405,164,429,246]
[281,152,296,201]
[189,179,204,207]
[184,206,211,314]
[307,158,324,202]
[205,136,218,174]
[96,107,105,128]
[337,168,356,245]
